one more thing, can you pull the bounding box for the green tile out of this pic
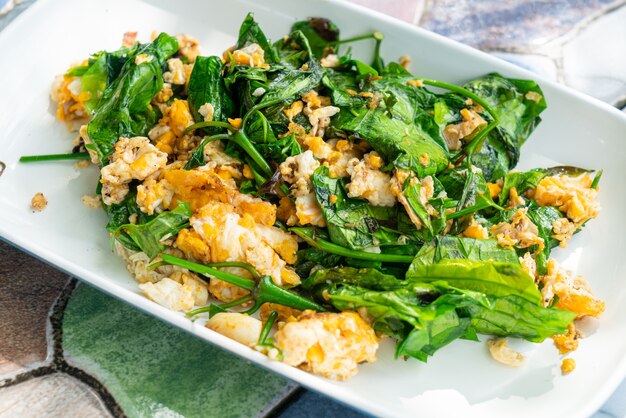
[62,284,293,418]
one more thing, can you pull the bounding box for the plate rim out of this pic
[0,0,625,416]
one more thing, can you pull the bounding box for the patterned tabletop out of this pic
[1,0,625,417]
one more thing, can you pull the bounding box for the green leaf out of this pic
[187,56,235,125]
[257,63,324,108]
[236,13,280,64]
[498,169,546,206]
[464,73,547,180]
[312,166,399,250]
[467,295,575,342]
[114,202,192,259]
[303,266,406,291]
[411,236,519,267]
[331,107,449,177]
[396,309,471,361]
[438,165,500,218]
[86,33,178,164]
[407,258,542,305]
[291,18,340,59]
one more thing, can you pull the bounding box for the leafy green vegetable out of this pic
[291,227,415,263]
[67,44,140,112]
[235,13,279,64]
[291,18,340,59]
[159,254,325,313]
[411,236,519,267]
[407,258,542,305]
[187,56,235,125]
[438,165,501,218]
[312,166,398,249]
[114,202,192,259]
[332,107,449,177]
[86,33,178,164]
[465,73,547,180]
[498,169,546,205]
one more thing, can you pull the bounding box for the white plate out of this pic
[1,0,625,417]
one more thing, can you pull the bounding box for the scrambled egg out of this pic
[390,169,436,229]
[175,33,201,63]
[487,338,525,368]
[280,150,326,227]
[302,90,340,137]
[182,200,299,286]
[552,323,580,354]
[538,258,605,317]
[51,72,89,126]
[532,173,599,225]
[163,58,193,86]
[100,136,168,205]
[462,218,489,239]
[561,358,576,374]
[443,108,486,151]
[491,208,544,253]
[519,251,537,280]
[138,272,208,312]
[207,312,262,347]
[273,310,379,380]
[346,152,396,207]
[230,43,267,68]
[31,192,47,212]
[552,217,577,248]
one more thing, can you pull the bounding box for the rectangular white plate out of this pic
[1,0,625,416]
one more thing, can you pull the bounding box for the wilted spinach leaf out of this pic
[86,33,178,164]
[187,56,234,124]
[312,166,399,250]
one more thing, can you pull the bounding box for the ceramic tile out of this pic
[62,284,295,418]
[0,0,34,29]
[0,242,69,377]
[562,5,626,105]
[0,373,111,418]
[419,0,616,51]
[277,391,368,418]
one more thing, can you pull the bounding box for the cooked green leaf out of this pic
[86,33,178,164]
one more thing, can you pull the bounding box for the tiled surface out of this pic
[0,374,112,418]
[1,0,626,417]
[0,243,68,376]
[63,285,295,418]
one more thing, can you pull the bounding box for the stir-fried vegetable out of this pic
[30,12,604,379]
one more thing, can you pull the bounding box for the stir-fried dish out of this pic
[26,14,604,380]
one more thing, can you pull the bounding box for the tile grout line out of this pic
[1,278,127,418]
[259,386,307,418]
[49,280,127,418]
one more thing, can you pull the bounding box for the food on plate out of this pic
[26,13,604,379]
[31,192,47,211]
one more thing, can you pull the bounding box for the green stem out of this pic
[19,152,90,163]
[246,276,326,314]
[159,254,326,313]
[161,254,255,290]
[372,33,384,74]
[204,261,260,280]
[290,228,414,263]
[591,169,603,190]
[332,31,383,45]
[419,79,500,157]
[258,311,278,345]
[186,294,253,317]
[183,133,232,170]
[231,130,273,178]
[184,120,234,134]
